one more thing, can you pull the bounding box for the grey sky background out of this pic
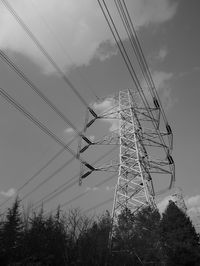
[0,0,200,223]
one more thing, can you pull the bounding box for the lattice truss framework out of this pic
[111,90,155,219]
[78,88,175,219]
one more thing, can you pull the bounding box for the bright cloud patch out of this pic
[158,194,200,232]
[186,195,200,208]
[185,195,200,215]
[0,0,178,72]
[142,70,173,93]
[86,186,99,192]
[158,194,200,213]
[106,185,115,191]
[152,71,173,89]
[157,47,168,61]
[93,97,119,132]
[142,70,175,110]
[94,71,175,132]
[0,188,16,197]
[64,128,75,134]
[185,195,200,233]
[157,195,173,213]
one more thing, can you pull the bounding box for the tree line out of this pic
[0,198,199,265]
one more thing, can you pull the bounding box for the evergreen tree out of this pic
[0,198,23,265]
[160,200,200,266]
[77,211,112,266]
[112,206,162,266]
[111,208,137,265]
[133,206,162,265]
[22,209,67,265]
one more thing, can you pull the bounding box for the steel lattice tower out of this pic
[78,88,175,220]
[111,90,155,223]
[76,0,175,251]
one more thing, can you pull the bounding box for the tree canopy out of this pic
[0,198,199,265]
[160,200,200,266]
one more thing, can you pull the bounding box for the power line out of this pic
[97,0,171,157]
[114,0,155,97]
[45,173,116,215]
[0,96,111,209]
[0,0,174,216]
[28,0,100,101]
[114,0,172,148]
[33,173,79,211]
[84,196,113,214]
[20,157,75,202]
[0,50,94,143]
[60,173,116,210]
[0,146,66,208]
[120,0,169,123]
[1,0,96,111]
[0,88,95,169]
[32,145,118,210]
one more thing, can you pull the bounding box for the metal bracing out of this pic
[77,88,175,252]
[78,88,175,226]
[111,89,155,223]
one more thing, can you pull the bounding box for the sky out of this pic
[0,0,200,228]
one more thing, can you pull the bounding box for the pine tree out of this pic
[111,207,161,266]
[22,209,67,265]
[160,200,200,266]
[0,198,23,265]
[77,211,112,266]
[111,208,137,265]
[133,206,162,265]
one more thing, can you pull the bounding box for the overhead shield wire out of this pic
[0,0,175,211]
[115,0,172,148]
[97,0,174,162]
[97,0,175,190]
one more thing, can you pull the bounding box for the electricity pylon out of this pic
[78,88,175,235]
[110,90,155,223]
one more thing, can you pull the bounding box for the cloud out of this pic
[86,186,99,192]
[186,195,200,208]
[64,128,75,134]
[0,0,178,72]
[93,98,116,113]
[158,194,200,214]
[152,71,173,89]
[157,191,186,214]
[152,71,175,110]
[157,195,173,213]
[157,194,200,232]
[185,195,200,232]
[106,185,115,191]
[63,128,75,141]
[141,70,173,94]
[94,71,175,132]
[156,47,168,61]
[0,188,16,197]
[89,135,95,142]
[63,127,77,143]
[93,97,119,132]
[142,70,175,110]
[94,40,117,61]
